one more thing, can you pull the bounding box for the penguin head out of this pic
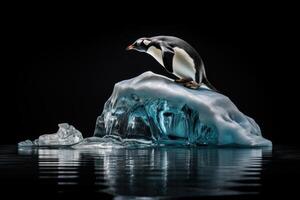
[126,38,152,52]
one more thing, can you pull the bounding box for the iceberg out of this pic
[18,123,83,146]
[93,71,271,147]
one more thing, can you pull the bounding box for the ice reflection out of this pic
[91,148,271,197]
[18,147,272,198]
[19,147,81,185]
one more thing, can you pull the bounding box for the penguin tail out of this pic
[202,76,218,92]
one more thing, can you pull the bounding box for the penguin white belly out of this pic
[172,47,196,80]
[147,46,164,66]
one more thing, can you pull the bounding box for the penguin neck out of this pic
[146,46,164,67]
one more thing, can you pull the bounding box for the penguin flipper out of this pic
[161,45,174,73]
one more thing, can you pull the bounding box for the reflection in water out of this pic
[38,149,80,185]
[18,147,272,198]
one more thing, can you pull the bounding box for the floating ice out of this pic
[18,123,83,146]
[72,135,154,149]
[93,71,272,147]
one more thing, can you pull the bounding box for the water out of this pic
[0,145,299,199]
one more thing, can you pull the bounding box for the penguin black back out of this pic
[151,36,204,69]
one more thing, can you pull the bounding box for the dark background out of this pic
[3,3,297,145]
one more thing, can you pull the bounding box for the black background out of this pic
[3,2,297,145]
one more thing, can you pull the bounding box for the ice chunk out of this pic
[18,139,34,146]
[72,135,155,149]
[94,71,272,147]
[18,123,83,146]
[73,136,124,149]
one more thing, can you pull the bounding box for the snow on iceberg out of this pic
[18,123,83,146]
[93,71,272,147]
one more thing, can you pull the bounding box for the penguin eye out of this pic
[137,40,142,45]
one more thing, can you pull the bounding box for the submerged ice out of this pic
[94,71,271,147]
[18,123,83,146]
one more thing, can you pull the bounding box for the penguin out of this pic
[126,36,217,90]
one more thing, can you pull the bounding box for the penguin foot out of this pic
[184,81,200,89]
[175,78,192,83]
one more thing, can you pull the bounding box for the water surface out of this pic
[0,145,299,199]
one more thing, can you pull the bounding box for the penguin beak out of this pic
[126,44,134,51]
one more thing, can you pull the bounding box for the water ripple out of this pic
[0,145,277,199]
[21,147,271,198]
